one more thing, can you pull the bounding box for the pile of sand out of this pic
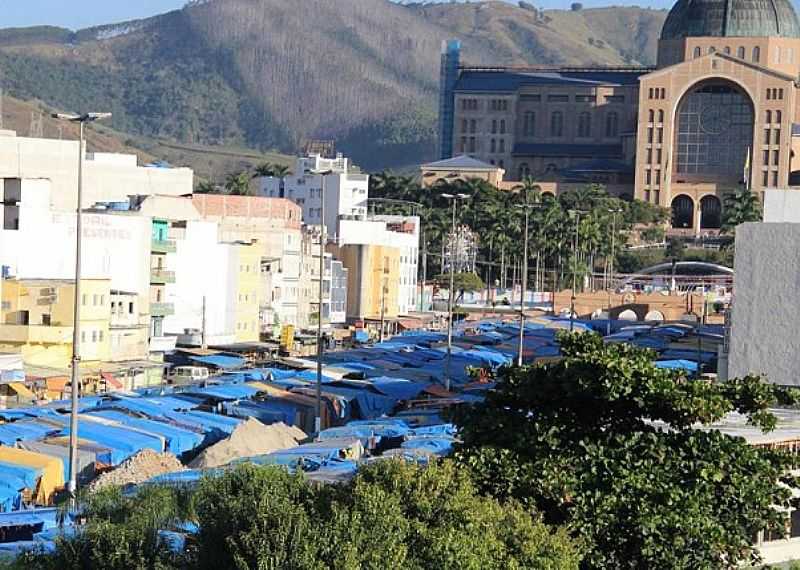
[189,419,306,469]
[89,449,185,492]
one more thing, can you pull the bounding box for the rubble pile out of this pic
[190,419,306,468]
[89,449,186,492]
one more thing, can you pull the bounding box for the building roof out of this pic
[661,0,800,40]
[454,68,651,92]
[421,155,500,171]
[512,143,624,159]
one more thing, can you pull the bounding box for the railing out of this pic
[150,302,175,317]
[151,239,177,254]
[150,269,176,284]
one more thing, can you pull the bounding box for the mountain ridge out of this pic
[0,0,668,173]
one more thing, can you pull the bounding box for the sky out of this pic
[2,0,188,30]
[0,0,675,30]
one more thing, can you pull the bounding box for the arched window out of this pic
[709,46,716,53]
[500,119,506,134]
[776,110,782,124]
[550,111,564,137]
[766,110,772,124]
[694,46,701,58]
[523,112,535,136]
[605,112,619,137]
[648,109,655,122]
[577,112,591,137]
[737,46,745,58]
[490,139,496,153]
[753,46,760,62]
[724,46,731,55]
[657,109,664,123]
[518,163,530,180]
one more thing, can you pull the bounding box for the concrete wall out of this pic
[0,132,192,212]
[764,189,800,222]
[728,222,800,385]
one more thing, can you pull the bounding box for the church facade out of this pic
[437,0,800,231]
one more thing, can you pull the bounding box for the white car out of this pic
[167,366,210,385]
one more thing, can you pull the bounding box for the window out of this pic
[605,95,625,103]
[657,128,663,144]
[518,164,531,180]
[709,46,716,53]
[459,137,466,153]
[763,170,770,187]
[99,331,104,342]
[499,139,505,153]
[766,110,772,123]
[461,119,468,132]
[490,139,496,153]
[491,119,497,134]
[753,46,760,62]
[694,46,701,58]
[764,128,771,144]
[779,88,784,99]
[656,148,662,163]
[737,46,745,58]
[469,137,476,153]
[763,150,770,166]
[646,148,653,163]
[724,46,731,55]
[655,170,661,185]
[499,119,506,134]
[772,171,779,186]
[648,109,654,122]
[100,295,104,306]
[523,112,535,136]
[92,331,98,342]
[81,331,86,343]
[660,88,666,99]
[578,112,592,137]
[775,130,781,144]
[547,94,569,102]
[470,119,477,134]
[773,150,780,165]
[550,111,564,137]
[648,88,654,99]
[647,127,653,143]
[645,169,652,185]
[575,94,594,102]
[605,112,619,137]
[658,109,664,123]
[776,110,782,123]
[93,294,99,306]
[82,294,87,306]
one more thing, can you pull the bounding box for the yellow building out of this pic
[334,244,400,321]
[234,244,262,343]
[0,278,111,369]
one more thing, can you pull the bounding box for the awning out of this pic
[189,355,246,370]
[101,373,123,390]
[45,378,68,392]
[8,383,35,399]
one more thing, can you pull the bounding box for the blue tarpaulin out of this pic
[87,411,203,456]
[187,384,259,401]
[0,421,59,445]
[188,355,245,370]
[655,359,699,373]
[401,436,455,456]
[164,411,241,436]
[222,400,297,426]
[57,419,164,461]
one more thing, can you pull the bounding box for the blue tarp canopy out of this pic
[0,421,59,445]
[655,359,699,373]
[222,400,297,426]
[0,460,41,490]
[188,354,245,370]
[187,384,259,401]
[401,436,455,456]
[87,411,203,456]
[164,411,241,436]
[56,418,164,461]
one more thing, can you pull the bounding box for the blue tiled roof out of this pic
[512,143,623,158]
[454,69,650,92]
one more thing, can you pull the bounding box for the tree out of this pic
[434,272,485,297]
[16,461,580,570]
[224,171,253,196]
[722,188,762,235]
[665,236,685,260]
[453,333,800,569]
[194,180,218,194]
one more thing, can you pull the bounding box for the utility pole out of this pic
[441,192,467,392]
[607,208,622,335]
[52,112,111,503]
[311,169,332,435]
[379,261,387,343]
[569,210,587,332]
[419,228,427,313]
[201,296,207,350]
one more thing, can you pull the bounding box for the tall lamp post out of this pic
[52,112,111,499]
[607,207,623,335]
[441,192,468,391]
[515,191,541,367]
[568,209,587,332]
[310,169,332,435]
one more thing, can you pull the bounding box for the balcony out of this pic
[150,302,175,317]
[151,239,177,254]
[150,269,175,284]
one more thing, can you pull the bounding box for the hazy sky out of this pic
[1,0,675,30]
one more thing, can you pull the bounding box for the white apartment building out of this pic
[0,130,192,213]
[338,215,420,316]
[258,153,368,240]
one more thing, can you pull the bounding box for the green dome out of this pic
[661,0,800,40]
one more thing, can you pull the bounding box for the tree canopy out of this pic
[14,461,580,570]
[722,188,763,236]
[452,333,800,569]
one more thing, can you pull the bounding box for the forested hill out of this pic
[0,0,667,172]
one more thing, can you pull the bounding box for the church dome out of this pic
[661,0,800,40]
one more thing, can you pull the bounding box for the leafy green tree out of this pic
[722,188,762,236]
[224,171,253,196]
[453,333,800,569]
[434,271,485,296]
[194,180,218,194]
[665,236,685,260]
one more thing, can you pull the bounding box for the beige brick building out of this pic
[438,0,800,233]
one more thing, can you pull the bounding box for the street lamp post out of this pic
[310,169,332,435]
[607,207,623,335]
[515,193,541,367]
[52,112,111,499]
[441,192,468,391]
[568,209,587,332]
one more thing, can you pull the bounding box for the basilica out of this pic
[436,0,800,231]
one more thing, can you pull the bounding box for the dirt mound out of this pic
[89,449,185,492]
[189,419,305,469]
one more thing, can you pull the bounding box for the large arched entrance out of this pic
[699,195,722,229]
[671,195,694,229]
[674,80,754,181]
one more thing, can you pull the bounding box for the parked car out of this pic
[167,366,210,385]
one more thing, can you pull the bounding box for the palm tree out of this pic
[272,164,291,178]
[721,188,762,235]
[225,171,253,196]
[252,162,274,178]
